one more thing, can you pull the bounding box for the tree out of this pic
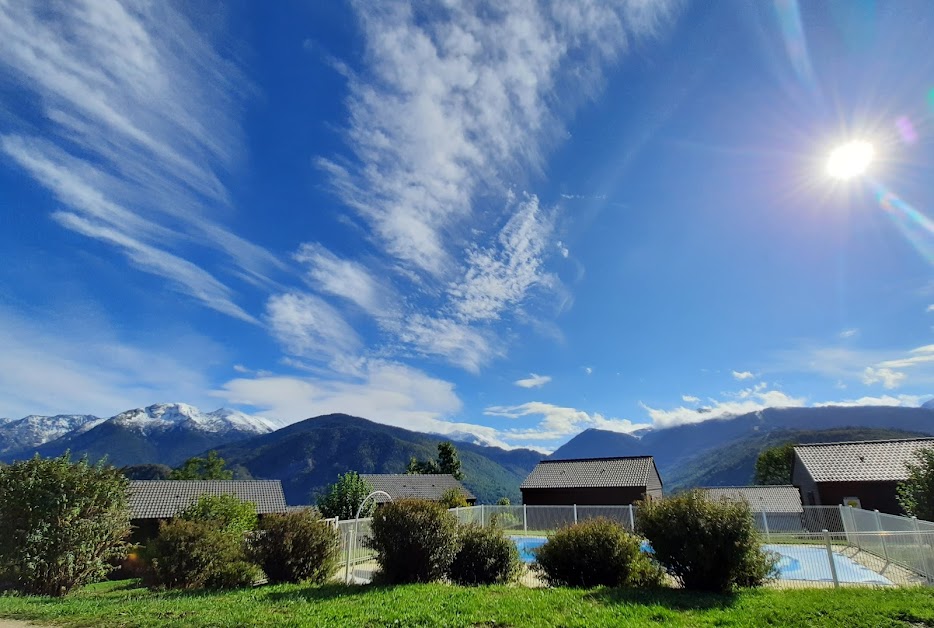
[897,448,934,520]
[121,463,173,480]
[407,442,464,480]
[437,442,464,480]
[316,471,374,519]
[497,497,511,506]
[754,443,796,485]
[169,451,233,480]
[438,487,468,508]
[0,454,131,596]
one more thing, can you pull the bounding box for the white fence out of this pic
[330,504,934,588]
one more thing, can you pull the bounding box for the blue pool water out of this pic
[510,536,892,585]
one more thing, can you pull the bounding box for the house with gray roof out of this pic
[700,485,803,531]
[128,480,288,539]
[360,474,476,505]
[520,456,662,506]
[792,438,934,515]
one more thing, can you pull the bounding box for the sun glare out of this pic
[827,140,875,180]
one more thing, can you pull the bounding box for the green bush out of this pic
[533,518,665,588]
[143,520,248,590]
[205,561,263,590]
[448,523,520,585]
[248,511,340,584]
[439,488,469,509]
[636,491,779,592]
[179,494,257,535]
[366,499,458,583]
[0,454,131,596]
[317,472,374,520]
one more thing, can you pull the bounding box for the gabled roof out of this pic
[520,456,659,490]
[700,485,803,513]
[128,480,288,519]
[794,438,934,483]
[360,474,476,503]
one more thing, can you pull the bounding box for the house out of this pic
[792,438,934,515]
[128,480,288,540]
[360,474,477,505]
[700,485,803,532]
[520,456,663,506]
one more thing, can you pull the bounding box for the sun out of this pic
[827,140,875,180]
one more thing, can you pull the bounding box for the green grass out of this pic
[1,580,934,627]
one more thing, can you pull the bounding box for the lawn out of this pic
[1,580,934,627]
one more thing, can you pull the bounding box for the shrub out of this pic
[179,494,258,535]
[248,511,340,584]
[448,523,520,585]
[533,518,664,588]
[897,448,934,520]
[366,499,458,583]
[143,519,249,590]
[636,491,779,592]
[439,488,469,509]
[205,561,264,590]
[0,454,131,596]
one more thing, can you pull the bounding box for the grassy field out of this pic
[1,580,934,627]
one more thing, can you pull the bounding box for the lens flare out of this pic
[827,141,874,179]
[872,181,934,266]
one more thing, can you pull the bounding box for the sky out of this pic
[3,0,934,452]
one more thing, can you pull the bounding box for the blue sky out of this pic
[2,0,934,451]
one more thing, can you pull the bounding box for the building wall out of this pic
[792,455,820,506]
[814,481,904,515]
[520,486,648,506]
[645,464,663,499]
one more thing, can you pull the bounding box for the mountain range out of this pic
[3,402,934,504]
[0,403,278,467]
[550,405,934,489]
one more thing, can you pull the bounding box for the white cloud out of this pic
[514,374,552,389]
[681,395,700,403]
[814,394,925,408]
[0,1,279,321]
[0,306,220,419]
[641,387,806,429]
[927,305,934,313]
[732,370,755,381]
[448,195,556,323]
[862,366,906,390]
[265,293,362,362]
[294,244,396,320]
[584,367,593,375]
[839,328,859,339]
[484,402,647,442]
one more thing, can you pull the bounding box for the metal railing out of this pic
[329,504,934,588]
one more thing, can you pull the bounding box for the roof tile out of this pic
[520,457,655,489]
[128,480,288,519]
[360,474,476,503]
[700,485,803,513]
[794,438,934,483]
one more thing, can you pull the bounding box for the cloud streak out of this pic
[0,0,280,321]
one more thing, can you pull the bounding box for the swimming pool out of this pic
[510,536,892,585]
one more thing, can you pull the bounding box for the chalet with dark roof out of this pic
[792,438,934,514]
[360,474,476,505]
[520,456,662,506]
[700,485,804,531]
[128,480,288,539]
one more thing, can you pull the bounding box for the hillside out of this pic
[209,413,543,505]
[1,404,277,467]
[552,405,934,488]
[664,427,932,491]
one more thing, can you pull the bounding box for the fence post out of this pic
[480,503,485,527]
[760,511,771,543]
[523,504,528,533]
[823,529,839,588]
[874,510,889,565]
[344,528,355,584]
[628,504,635,532]
[573,504,578,524]
[912,516,934,584]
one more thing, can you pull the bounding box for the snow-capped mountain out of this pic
[0,413,104,454]
[110,403,279,436]
[0,403,279,466]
